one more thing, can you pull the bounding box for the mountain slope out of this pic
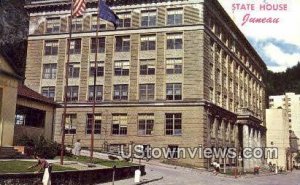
[266,62,300,96]
[0,0,28,77]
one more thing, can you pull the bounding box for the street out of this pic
[101,162,300,185]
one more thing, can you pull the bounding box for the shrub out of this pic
[16,135,59,159]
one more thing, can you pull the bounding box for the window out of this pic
[41,86,55,100]
[166,58,182,74]
[71,17,82,32]
[91,14,106,30]
[210,63,214,80]
[112,114,128,135]
[86,114,101,134]
[141,10,156,27]
[140,59,155,75]
[209,87,214,102]
[216,92,221,105]
[223,74,227,87]
[140,35,156,51]
[89,61,104,77]
[64,114,77,134]
[138,114,154,135]
[68,63,80,78]
[69,39,81,54]
[229,99,233,111]
[167,33,183,49]
[114,60,130,76]
[91,37,105,53]
[117,12,131,28]
[42,64,57,79]
[166,83,182,100]
[165,113,182,135]
[109,144,126,154]
[15,106,45,128]
[44,40,58,55]
[115,36,130,52]
[216,69,221,84]
[229,78,233,91]
[113,84,128,100]
[88,85,103,101]
[66,86,79,102]
[139,84,155,101]
[167,9,183,25]
[15,114,26,125]
[167,145,178,158]
[46,17,60,33]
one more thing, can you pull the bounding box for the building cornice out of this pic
[25,0,194,13]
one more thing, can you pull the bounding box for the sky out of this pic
[218,0,300,72]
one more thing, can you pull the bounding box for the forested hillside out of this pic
[0,0,28,76]
[266,63,300,96]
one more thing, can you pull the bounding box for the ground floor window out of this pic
[112,114,128,135]
[108,144,127,155]
[167,145,178,159]
[138,114,154,135]
[15,105,46,128]
[86,114,101,134]
[64,114,77,134]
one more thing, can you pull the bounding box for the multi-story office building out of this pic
[24,0,266,169]
[269,93,300,149]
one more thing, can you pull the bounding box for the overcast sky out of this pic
[218,0,300,72]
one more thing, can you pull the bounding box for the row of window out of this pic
[44,34,183,55]
[64,113,182,136]
[45,8,184,34]
[41,58,182,79]
[42,83,182,101]
[207,16,262,81]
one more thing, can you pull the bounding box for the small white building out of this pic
[266,108,290,170]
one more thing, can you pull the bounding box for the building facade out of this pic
[266,108,291,170]
[24,0,266,169]
[269,93,300,150]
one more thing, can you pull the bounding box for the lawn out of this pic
[0,160,75,174]
[56,155,136,168]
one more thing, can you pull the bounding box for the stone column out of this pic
[253,129,257,167]
[221,119,225,145]
[243,124,249,171]
[207,114,212,147]
[257,131,262,166]
[249,127,253,170]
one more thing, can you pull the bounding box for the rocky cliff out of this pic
[0,0,28,77]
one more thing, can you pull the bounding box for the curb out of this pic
[135,176,164,185]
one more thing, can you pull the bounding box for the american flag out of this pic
[72,0,87,17]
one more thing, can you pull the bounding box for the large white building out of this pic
[269,93,300,149]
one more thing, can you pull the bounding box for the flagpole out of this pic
[90,0,101,162]
[60,0,74,165]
